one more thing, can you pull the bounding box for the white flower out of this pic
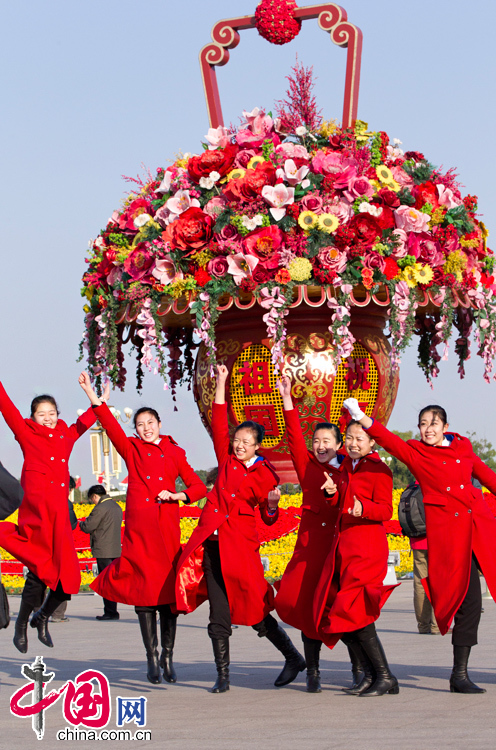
[133,213,153,228]
[358,202,383,218]
[199,176,215,190]
[253,214,264,226]
[295,126,308,136]
[209,171,221,182]
[393,138,402,146]
[241,216,258,232]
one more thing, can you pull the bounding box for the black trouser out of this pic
[97,557,119,616]
[22,570,71,609]
[202,539,278,639]
[452,554,482,648]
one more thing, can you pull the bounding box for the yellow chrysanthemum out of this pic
[320,119,338,137]
[401,266,417,288]
[460,235,480,249]
[376,165,394,183]
[226,168,246,181]
[317,213,339,234]
[443,250,467,282]
[412,263,434,284]
[298,210,319,231]
[288,257,313,282]
[246,155,265,171]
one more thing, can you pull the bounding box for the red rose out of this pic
[375,188,400,209]
[348,214,382,246]
[252,265,273,283]
[194,268,212,287]
[162,207,213,254]
[187,143,238,183]
[413,181,439,210]
[383,257,400,280]
[375,206,395,230]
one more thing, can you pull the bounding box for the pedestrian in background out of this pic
[79,484,123,621]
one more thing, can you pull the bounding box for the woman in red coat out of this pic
[79,373,206,685]
[0,381,97,652]
[344,396,496,694]
[312,419,399,697]
[175,365,305,693]
[274,375,344,693]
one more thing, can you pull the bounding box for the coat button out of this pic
[61,459,65,463]
[468,509,472,513]
[147,476,150,479]
[226,515,229,519]
[61,483,65,487]
[159,477,163,481]
[460,485,464,489]
[49,434,53,437]
[161,455,164,458]
[322,522,326,527]
[233,466,237,470]
[148,453,151,456]
[146,498,149,502]
[231,494,235,497]
[443,461,446,465]
[455,512,458,516]
[214,509,218,513]
[456,460,460,463]
[447,487,450,491]
[50,457,54,460]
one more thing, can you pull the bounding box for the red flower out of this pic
[123,244,155,282]
[361,267,375,289]
[375,188,400,209]
[194,268,212,287]
[348,214,383,246]
[252,265,274,283]
[244,225,284,269]
[225,161,277,202]
[254,0,302,45]
[413,181,440,210]
[375,206,395,230]
[162,207,214,254]
[240,277,257,293]
[383,257,400,280]
[275,268,291,284]
[187,144,238,183]
[117,198,152,233]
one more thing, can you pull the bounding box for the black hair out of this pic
[30,394,59,418]
[313,422,343,447]
[234,420,265,445]
[418,404,448,426]
[133,407,161,429]
[346,419,374,438]
[69,476,76,491]
[87,484,107,499]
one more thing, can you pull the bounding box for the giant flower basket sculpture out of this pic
[80,4,496,481]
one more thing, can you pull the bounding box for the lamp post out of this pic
[77,406,133,493]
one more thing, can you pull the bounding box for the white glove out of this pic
[343,398,366,421]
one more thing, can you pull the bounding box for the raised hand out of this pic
[216,364,228,382]
[348,495,363,517]
[276,375,291,398]
[101,381,111,403]
[342,398,365,420]
[321,471,337,494]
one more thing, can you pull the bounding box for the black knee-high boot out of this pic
[341,636,374,695]
[30,591,65,648]
[159,612,177,683]
[211,637,230,693]
[263,624,306,687]
[450,645,486,693]
[14,600,34,653]
[355,632,398,697]
[302,636,322,693]
[137,611,161,684]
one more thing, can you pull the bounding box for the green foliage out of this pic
[443,205,474,235]
[402,160,435,185]
[213,209,234,233]
[466,432,496,471]
[397,188,415,206]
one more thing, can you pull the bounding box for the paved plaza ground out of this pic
[1,581,495,750]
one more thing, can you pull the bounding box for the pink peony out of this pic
[275,142,310,161]
[391,228,408,258]
[317,246,347,273]
[394,205,431,233]
[362,251,386,272]
[204,195,228,218]
[233,149,257,169]
[343,175,375,203]
[123,244,155,282]
[437,184,461,209]
[300,192,324,214]
[391,166,414,189]
[407,233,444,266]
[325,198,353,224]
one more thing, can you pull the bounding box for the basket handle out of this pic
[199,3,362,129]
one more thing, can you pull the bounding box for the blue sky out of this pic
[1,0,495,487]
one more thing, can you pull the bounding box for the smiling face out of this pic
[135,411,161,443]
[232,427,260,464]
[345,423,376,460]
[312,428,340,464]
[418,410,449,446]
[32,401,58,429]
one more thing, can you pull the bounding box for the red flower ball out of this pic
[255,0,302,46]
[194,268,212,287]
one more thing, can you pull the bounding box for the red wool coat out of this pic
[274,407,343,639]
[0,382,96,593]
[313,452,396,649]
[90,404,206,607]
[366,420,496,634]
[175,402,279,626]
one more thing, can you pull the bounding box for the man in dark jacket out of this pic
[79,485,123,621]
